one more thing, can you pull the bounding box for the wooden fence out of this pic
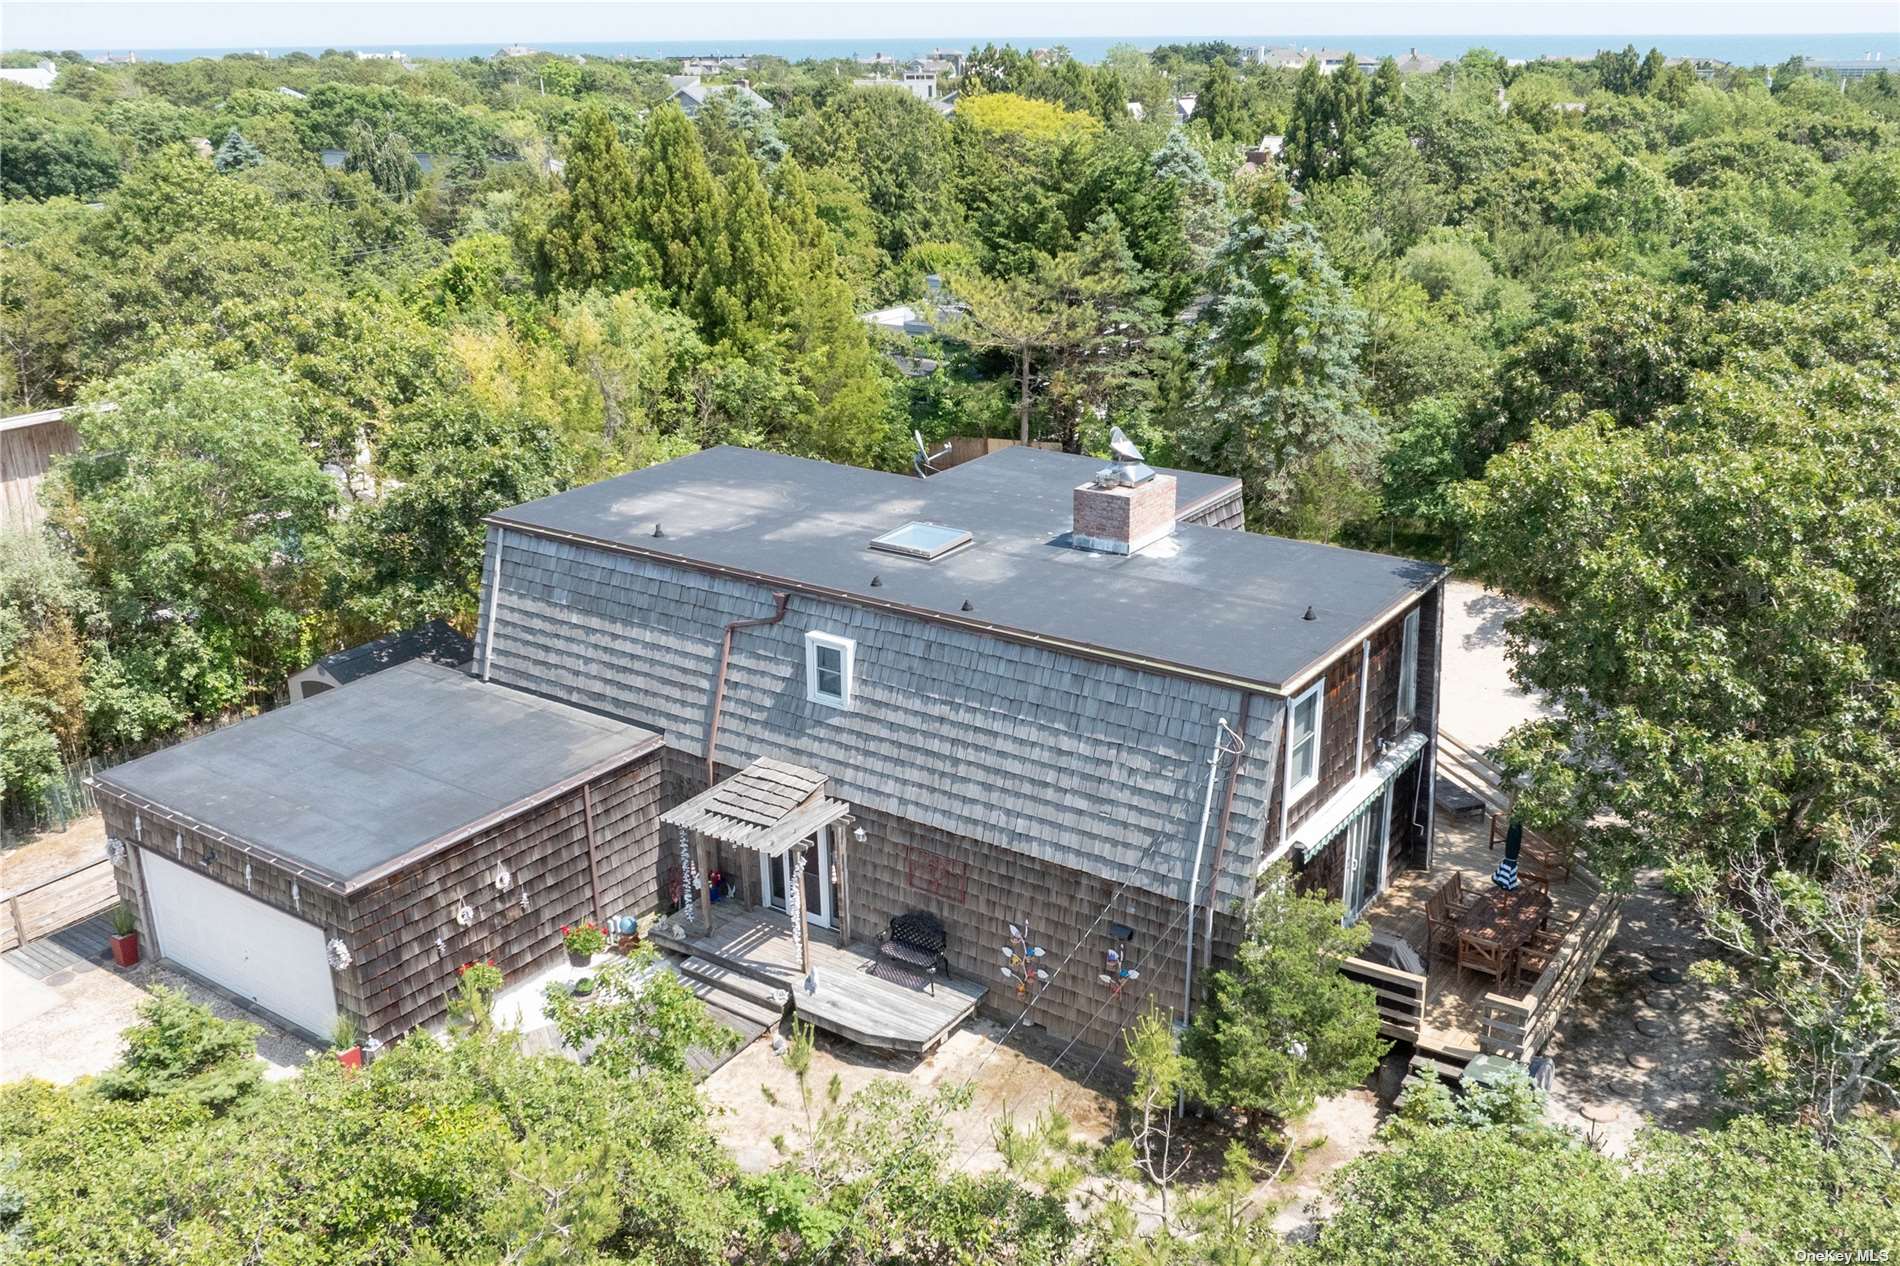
[1477,862,1623,1061]
[1340,955,1427,1044]
[0,857,116,953]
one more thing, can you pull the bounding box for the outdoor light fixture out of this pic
[202,846,216,868]
[853,826,867,844]
[326,938,352,970]
[290,881,302,913]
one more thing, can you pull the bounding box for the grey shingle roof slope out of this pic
[94,662,659,888]
[304,618,472,687]
[488,446,1444,692]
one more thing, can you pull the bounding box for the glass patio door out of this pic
[1342,789,1392,925]
[761,826,833,928]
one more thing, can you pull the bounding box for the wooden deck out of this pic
[1353,810,1618,1063]
[650,906,986,1055]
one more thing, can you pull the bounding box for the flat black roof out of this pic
[96,662,659,889]
[489,446,1444,691]
[302,618,473,687]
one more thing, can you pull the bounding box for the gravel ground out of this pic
[1,815,107,889]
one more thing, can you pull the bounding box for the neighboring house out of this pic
[100,443,1499,1062]
[276,85,307,99]
[1807,55,1891,79]
[930,90,959,117]
[668,74,773,117]
[1257,45,1354,74]
[1,406,84,532]
[1393,47,1445,75]
[0,59,58,90]
[1172,95,1196,122]
[851,72,938,101]
[1125,101,1145,121]
[287,619,474,703]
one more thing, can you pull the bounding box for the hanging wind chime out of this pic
[1098,948,1141,997]
[999,923,1048,998]
[788,849,806,960]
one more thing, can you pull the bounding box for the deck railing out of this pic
[0,856,117,953]
[1476,861,1622,1061]
[1340,954,1427,1043]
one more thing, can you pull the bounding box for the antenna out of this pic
[913,429,951,478]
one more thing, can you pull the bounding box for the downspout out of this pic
[1181,719,1228,1028]
[1423,582,1446,869]
[1199,692,1254,970]
[1354,638,1370,779]
[706,591,791,787]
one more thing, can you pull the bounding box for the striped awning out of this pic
[1291,729,1430,862]
[660,757,850,858]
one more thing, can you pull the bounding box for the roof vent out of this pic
[1093,426,1156,488]
[1302,605,1317,621]
[870,521,972,561]
[960,599,974,612]
[869,574,882,587]
[652,522,665,538]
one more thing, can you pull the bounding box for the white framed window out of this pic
[1397,607,1421,724]
[804,631,855,709]
[1286,677,1324,802]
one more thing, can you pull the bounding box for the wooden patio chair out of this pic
[1517,942,1555,987]
[1522,838,1571,887]
[1457,930,1513,981]
[1444,871,1476,916]
[1424,887,1461,962]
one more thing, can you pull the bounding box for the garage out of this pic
[96,662,666,1046]
[140,849,339,1038]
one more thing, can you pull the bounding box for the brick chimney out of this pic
[1072,466,1177,555]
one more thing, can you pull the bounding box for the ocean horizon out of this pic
[28,33,1900,67]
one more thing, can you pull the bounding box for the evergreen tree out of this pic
[1285,57,1375,186]
[533,104,639,293]
[1149,127,1228,276]
[627,103,720,311]
[1369,55,1404,123]
[1189,56,1246,143]
[1283,58,1329,184]
[1636,46,1668,94]
[698,156,793,347]
[1179,217,1377,523]
[212,129,263,174]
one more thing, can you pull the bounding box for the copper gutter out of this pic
[706,591,790,786]
[1199,690,1254,969]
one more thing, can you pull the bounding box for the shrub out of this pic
[92,987,261,1112]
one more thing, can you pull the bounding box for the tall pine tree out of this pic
[534,105,639,292]
[627,103,720,308]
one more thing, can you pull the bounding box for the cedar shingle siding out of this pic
[100,749,664,1044]
[480,526,1284,907]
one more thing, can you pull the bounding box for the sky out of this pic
[5,0,1896,52]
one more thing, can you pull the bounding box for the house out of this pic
[851,71,938,101]
[276,85,307,100]
[101,443,1614,1070]
[1257,46,1354,74]
[1808,55,1890,80]
[1172,95,1196,122]
[930,90,959,117]
[668,75,772,117]
[287,619,473,703]
[2,405,86,531]
[0,59,58,91]
[1393,48,1445,75]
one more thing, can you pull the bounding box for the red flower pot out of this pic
[337,1046,363,1069]
[109,932,139,968]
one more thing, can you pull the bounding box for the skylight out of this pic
[869,521,972,561]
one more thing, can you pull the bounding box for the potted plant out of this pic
[107,904,140,967]
[333,1014,362,1069]
[561,920,606,967]
[572,976,596,998]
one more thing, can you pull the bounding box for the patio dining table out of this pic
[1460,886,1552,958]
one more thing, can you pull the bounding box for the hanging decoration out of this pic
[326,938,352,970]
[493,864,513,893]
[455,903,476,927]
[1098,948,1141,997]
[105,837,127,864]
[675,824,699,921]
[788,849,806,958]
[999,922,1048,998]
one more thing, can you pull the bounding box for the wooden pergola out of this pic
[659,757,851,974]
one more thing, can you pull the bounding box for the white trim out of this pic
[1397,606,1421,724]
[761,826,833,928]
[804,630,855,709]
[1285,677,1324,804]
[1286,729,1430,861]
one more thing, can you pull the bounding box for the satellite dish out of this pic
[1108,426,1144,463]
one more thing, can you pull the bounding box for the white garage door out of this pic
[139,850,340,1038]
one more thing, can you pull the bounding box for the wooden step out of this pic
[680,956,791,1013]
[684,978,784,1031]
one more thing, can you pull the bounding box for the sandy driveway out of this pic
[1436,579,1554,751]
